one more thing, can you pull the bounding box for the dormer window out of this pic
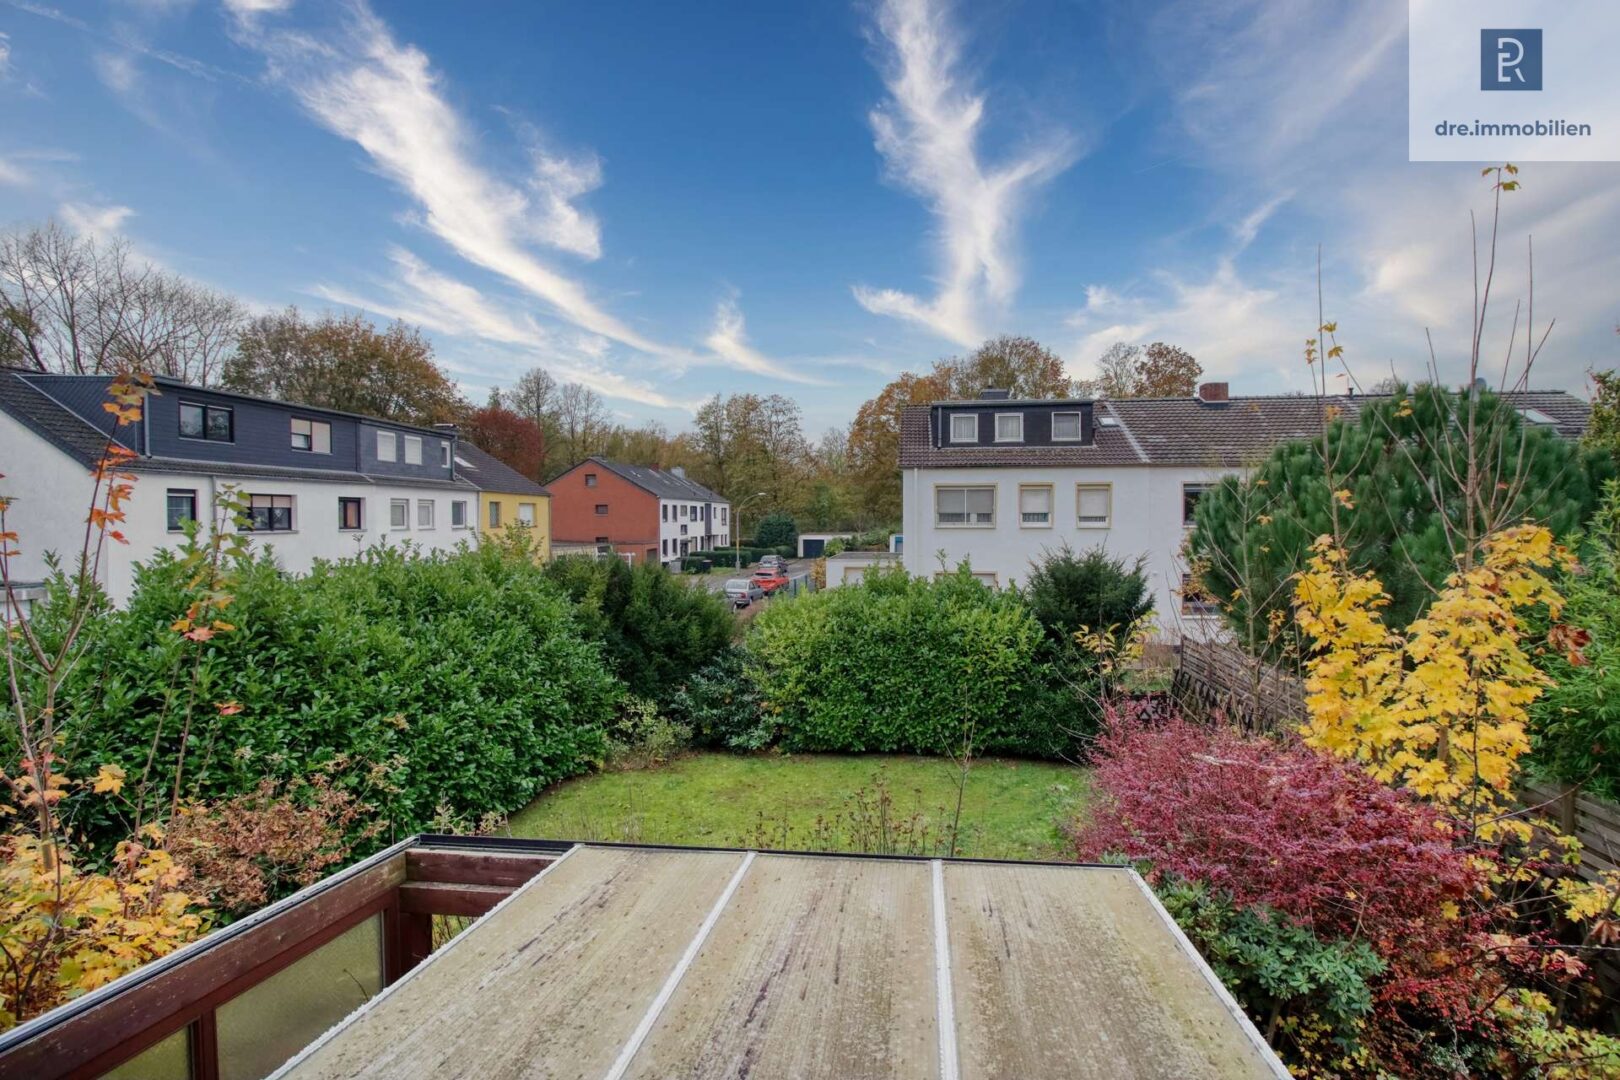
[994,413,1024,443]
[180,402,233,443]
[290,418,331,454]
[1052,411,1082,441]
[949,413,978,443]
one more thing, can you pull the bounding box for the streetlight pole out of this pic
[735,491,767,570]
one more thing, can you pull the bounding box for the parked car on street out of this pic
[758,554,788,573]
[724,577,766,607]
[751,567,790,594]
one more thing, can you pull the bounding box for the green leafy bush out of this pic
[1019,546,1152,647]
[1531,480,1620,797]
[753,511,798,550]
[53,543,621,854]
[1157,877,1383,1066]
[604,696,691,769]
[746,565,1081,758]
[542,555,733,701]
[667,647,772,751]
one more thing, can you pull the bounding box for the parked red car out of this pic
[751,567,790,594]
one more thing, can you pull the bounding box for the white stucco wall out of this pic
[1,415,481,605]
[0,413,98,587]
[656,497,730,566]
[901,463,1241,638]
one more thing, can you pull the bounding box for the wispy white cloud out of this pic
[92,50,139,94]
[0,158,26,186]
[313,248,691,411]
[1066,259,1302,386]
[1081,0,1620,394]
[231,0,817,392]
[853,0,1075,346]
[233,1,675,359]
[523,145,603,260]
[221,0,292,14]
[0,31,11,77]
[59,201,134,240]
[1232,190,1292,251]
[704,294,827,385]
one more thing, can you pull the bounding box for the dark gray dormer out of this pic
[930,399,1095,449]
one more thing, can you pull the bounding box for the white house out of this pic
[0,369,484,606]
[899,383,1593,637]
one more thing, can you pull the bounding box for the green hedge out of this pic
[541,555,733,701]
[745,565,1081,758]
[51,544,621,853]
[686,546,793,568]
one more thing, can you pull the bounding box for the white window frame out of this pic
[994,413,1024,443]
[389,498,409,530]
[451,500,468,528]
[1076,483,1112,528]
[417,499,435,529]
[403,435,423,466]
[1183,482,1214,528]
[377,431,397,462]
[166,489,198,533]
[1051,411,1082,442]
[948,413,978,443]
[934,569,999,587]
[517,502,536,526]
[488,501,501,528]
[934,485,996,529]
[1018,483,1053,529]
[440,442,451,468]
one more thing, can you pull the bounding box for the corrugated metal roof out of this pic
[273,844,1287,1079]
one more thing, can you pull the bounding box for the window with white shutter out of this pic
[1076,484,1111,528]
[1019,485,1052,527]
[935,486,995,527]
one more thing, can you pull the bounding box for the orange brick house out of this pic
[548,457,730,567]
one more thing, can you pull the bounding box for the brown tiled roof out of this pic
[899,391,1591,469]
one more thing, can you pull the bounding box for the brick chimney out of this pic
[1195,382,1230,403]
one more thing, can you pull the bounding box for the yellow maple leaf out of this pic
[92,763,126,795]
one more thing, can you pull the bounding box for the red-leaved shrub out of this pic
[1074,711,1479,942]
[1073,710,1484,997]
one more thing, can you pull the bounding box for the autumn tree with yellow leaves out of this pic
[0,373,211,1026]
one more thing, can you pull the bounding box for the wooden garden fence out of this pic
[1173,639,1620,884]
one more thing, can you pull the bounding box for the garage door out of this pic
[802,538,825,558]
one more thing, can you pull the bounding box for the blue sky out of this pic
[2,0,1616,436]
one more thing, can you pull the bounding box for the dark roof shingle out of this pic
[578,457,726,502]
[0,369,131,465]
[454,442,550,496]
[898,391,1592,469]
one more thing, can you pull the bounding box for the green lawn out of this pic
[507,752,1088,860]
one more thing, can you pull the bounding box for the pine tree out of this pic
[1189,384,1615,639]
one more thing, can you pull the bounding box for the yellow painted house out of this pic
[452,441,552,560]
